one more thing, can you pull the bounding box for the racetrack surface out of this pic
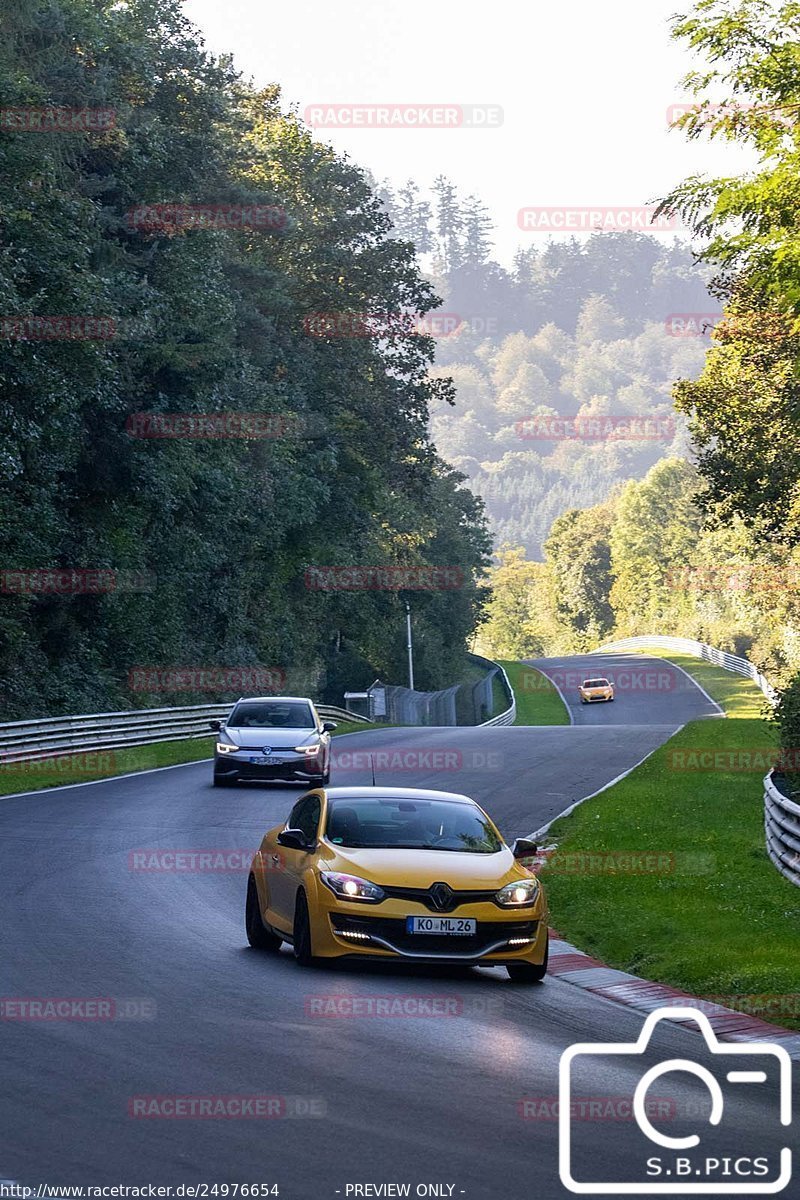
[1,657,789,1198]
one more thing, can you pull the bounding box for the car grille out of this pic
[330,914,538,956]
[379,884,498,913]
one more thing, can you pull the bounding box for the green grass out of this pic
[499,660,570,725]
[544,652,800,1028]
[0,720,375,797]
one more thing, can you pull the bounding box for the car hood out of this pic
[224,727,318,749]
[322,845,530,888]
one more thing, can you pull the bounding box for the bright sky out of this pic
[182,0,754,264]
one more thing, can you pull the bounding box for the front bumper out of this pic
[580,692,613,702]
[309,893,549,966]
[214,752,323,782]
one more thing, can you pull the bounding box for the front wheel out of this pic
[245,875,282,951]
[293,890,316,967]
[309,770,330,787]
[507,939,548,984]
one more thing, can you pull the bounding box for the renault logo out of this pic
[429,882,454,912]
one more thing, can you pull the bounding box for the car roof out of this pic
[231,696,315,704]
[322,786,476,805]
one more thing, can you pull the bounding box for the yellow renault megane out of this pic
[245,786,549,983]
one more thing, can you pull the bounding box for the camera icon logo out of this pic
[559,1006,792,1194]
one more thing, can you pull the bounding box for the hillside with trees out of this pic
[376,178,714,557]
[0,0,490,718]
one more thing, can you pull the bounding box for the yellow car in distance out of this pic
[246,786,549,983]
[578,676,615,704]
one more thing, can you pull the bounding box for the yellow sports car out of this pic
[245,786,549,983]
[578,676,615,704]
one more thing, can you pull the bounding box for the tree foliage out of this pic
[0,0,490,717]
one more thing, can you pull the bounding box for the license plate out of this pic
[406,917,476,935]
[249,755,280,765]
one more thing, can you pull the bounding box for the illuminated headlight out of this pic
[216,741,239,754]
[495,879,539,908]
[294,744,321,755]
[320,872,385,903]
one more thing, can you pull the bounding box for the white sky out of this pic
[182,0,755,264]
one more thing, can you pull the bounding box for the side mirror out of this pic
[209,719,222,732]
[321,721,337,733]
[277,828,313,852]
[512,837,538,860]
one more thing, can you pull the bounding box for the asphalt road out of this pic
[1,656,791,1199]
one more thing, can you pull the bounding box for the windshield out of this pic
[228,701,315,729]
[583,679,609,688]
[325,796,502,853]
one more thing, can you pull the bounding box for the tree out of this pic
[544,502,616,648]
[477,546,556,658]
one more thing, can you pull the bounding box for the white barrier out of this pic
[591,635,777,705]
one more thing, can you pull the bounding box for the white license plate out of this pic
[249,755,280,765]
[406,917,476,935]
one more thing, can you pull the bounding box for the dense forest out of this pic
[0,0,491,718]
[375,179,714,556]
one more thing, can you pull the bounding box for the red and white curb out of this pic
[548,931,800,1059]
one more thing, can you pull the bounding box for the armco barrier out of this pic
[470,654,516,726]
[591,634,777,704]
[0,652,515,765]
[764,772,800,889]
[0,702,370,766]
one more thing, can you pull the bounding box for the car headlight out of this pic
[495,879,540,908]
[294,744,321,755]
[216,741,239,754]
[320,871,385,903]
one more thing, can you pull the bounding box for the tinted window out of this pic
[288,795,321,841]
[582,679,609,688]
[325,796,501,853]
[229,701,315,729]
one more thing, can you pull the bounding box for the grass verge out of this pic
[0,720,374,797]
[543,655,800,1028]
[499,660,570,725]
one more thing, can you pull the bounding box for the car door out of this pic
[269,794,321,925]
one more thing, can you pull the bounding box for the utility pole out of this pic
[405,599,415,691]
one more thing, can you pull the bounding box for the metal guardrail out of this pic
[473,655,516,727]
[764,772,800,889]
[0,702,371,765]
[591,635,778,705]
